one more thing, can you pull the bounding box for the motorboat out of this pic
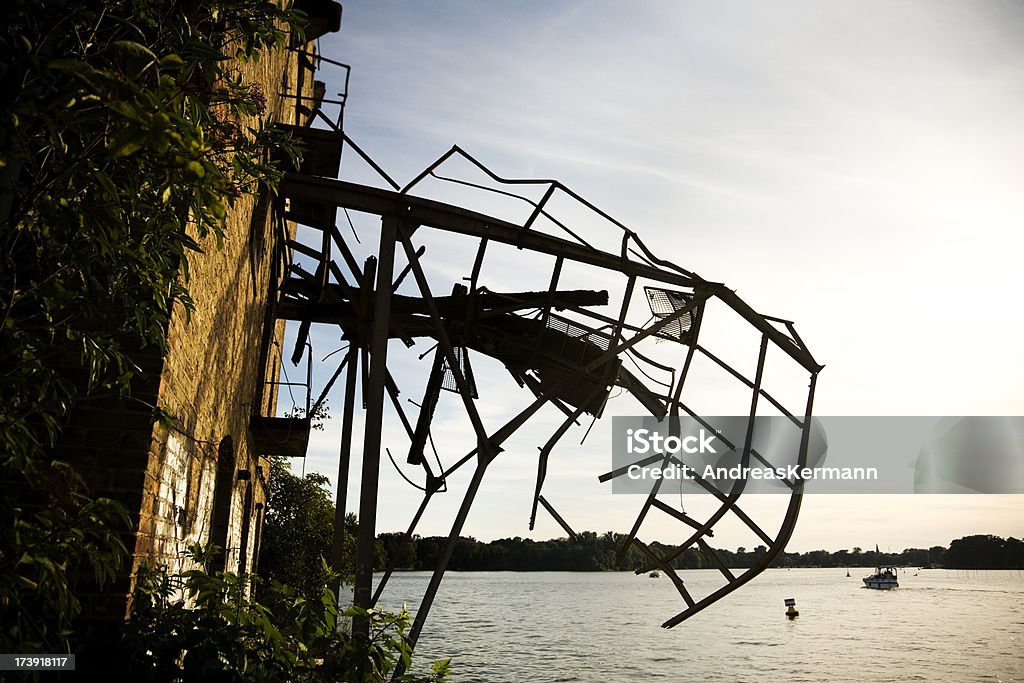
[649,570,661,578]
[862,566,899,589]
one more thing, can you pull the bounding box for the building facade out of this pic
[54,5,343,619]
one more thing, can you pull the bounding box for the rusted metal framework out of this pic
[267,49,821,677]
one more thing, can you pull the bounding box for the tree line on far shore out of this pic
[260,459,1023,605]
[375,532,1024,573]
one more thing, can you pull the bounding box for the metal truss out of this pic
[269,104,821,676]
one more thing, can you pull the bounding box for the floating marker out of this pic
[784,597,799,619]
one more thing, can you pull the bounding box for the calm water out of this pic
[378,568,1024,682]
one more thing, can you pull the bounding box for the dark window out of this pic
[209,436,235,571]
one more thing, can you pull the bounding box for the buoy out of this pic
[784,597,799,619]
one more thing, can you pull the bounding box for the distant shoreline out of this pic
[376,532,1023,572]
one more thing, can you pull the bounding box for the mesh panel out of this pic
[644,287,694,342]
[440,346,478,398]
[544,314,612,351]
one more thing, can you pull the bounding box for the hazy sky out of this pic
[291,1,1024,553]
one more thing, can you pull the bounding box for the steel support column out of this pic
[353,215,398,639]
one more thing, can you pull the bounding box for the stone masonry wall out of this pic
[133,45,310,584]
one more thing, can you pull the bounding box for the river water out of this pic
[378,568,1023,682]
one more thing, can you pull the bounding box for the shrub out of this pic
[124,544,451,682]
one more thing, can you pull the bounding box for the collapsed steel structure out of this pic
[265,49,821,674]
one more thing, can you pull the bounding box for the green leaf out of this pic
[184,160,205,178]
[110,40,158,62]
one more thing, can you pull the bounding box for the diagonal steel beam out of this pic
[395,224,499,463]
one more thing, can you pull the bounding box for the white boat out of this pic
[863,566,899,589]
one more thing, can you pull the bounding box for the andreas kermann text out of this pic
[605,416,1024,494]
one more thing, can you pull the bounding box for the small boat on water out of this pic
[863,566,899,589]
[649,570,661,578]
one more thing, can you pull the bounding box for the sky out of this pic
[285,0,1024,554]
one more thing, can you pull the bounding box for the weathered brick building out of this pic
[54,4,344,618]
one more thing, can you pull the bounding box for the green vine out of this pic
[1,0,306,654]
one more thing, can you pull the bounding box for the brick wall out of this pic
[58,40,315,618]
[133,45,310,583]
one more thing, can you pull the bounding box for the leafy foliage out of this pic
[0,462,130,651]
[944,535,1024,569]
[0,0,305,653]
[261,457,348,599]
[125,545,451,682]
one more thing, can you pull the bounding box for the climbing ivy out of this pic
[0,0,304,653]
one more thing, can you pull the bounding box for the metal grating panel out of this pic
[644,287,694,342]
[544,314,612,351]
[440,346,478,398]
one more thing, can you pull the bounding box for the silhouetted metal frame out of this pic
[271,152,821,674]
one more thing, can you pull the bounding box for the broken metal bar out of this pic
[317,226,332,292]
[468,237,488,291]
[627,245,658,269]
[396,224,498,464]
[291,319,312,366]
[786,320,808,353]
[631,538,695,608]
[523,184,557,232]
[537,495,577,539]
[408,346,445,466]
[529,385,606,530]
[287,238,322,261]
[695,343,801,426]
[437,392,556,482]
[696,537,736,582]
[610,277,636,347]
[328,223,366,285]
[664,297,703,420]
[399,458,491,677]
[340,131,400,190]
[625,345,676,374]
[329,343,358,575]
[371,490,435,606]
[400,146,461,194]
[310,351,349,419]
[392,245,425,291]
[651,498,713,538]
[383,370,435,479]
[597,453,665,484]
[614,449,671,568]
